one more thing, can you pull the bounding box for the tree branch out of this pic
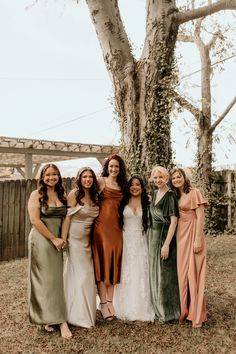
[210,95,236,132]
[174,91,202,121]
[85,0,134,79]
[177,34,195,42]
[206,31,220,50]
[175,0,236,25]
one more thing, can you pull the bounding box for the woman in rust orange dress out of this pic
[92,154,127,320]
[170,167,208,328]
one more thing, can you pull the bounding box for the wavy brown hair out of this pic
[73,167,99,206]
[101,154,127,191]
[38,163,66,208]
[118,175,150,233]
[169,167,191,198]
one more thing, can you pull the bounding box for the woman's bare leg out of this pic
[97,282,113,320]
[107,284,115,316]
[97,281,107,303]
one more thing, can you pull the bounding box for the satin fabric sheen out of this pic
[64,204,99,328]
[92,186,123,285]
[28,206,67,325]
[148,190,180,322]
[176,188,208,327]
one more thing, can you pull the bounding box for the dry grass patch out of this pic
[0,234,235,354]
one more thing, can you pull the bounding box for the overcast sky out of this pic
[0,0,235,175]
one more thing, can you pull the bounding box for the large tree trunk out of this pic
[117,40,178,178]
[86,0,178,178]
[197,122,213,188]
[194,18,213,189]
[176,12,236,191]
[85,0,236,179]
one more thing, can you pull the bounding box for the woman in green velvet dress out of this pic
[28,163,72,339]
[148,166,180,322]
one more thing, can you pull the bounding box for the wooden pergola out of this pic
[0,136,119,179]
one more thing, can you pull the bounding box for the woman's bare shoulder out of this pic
[97,177,106,191]
[67,189,77,207]
[68,188,77,197]
[28,189,40,208]
[29,189,40,199]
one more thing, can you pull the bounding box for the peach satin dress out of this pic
[92,185,123,285]
[176,188,208,327]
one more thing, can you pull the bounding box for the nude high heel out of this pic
[107,300,116,317]
[99,302,114,320]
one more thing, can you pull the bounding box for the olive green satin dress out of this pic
[28,206,67,325]
[148,190,180,322]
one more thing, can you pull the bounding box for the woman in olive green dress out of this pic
[148,166,180,322]
[28,163,72,339]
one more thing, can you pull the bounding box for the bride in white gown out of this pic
[61,167,99,328]
[113,176,155,322]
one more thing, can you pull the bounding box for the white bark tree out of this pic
[85,0,236,178]
[174,7,236,188]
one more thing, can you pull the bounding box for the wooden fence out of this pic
[211,170,236,231]
[0,171,235,261]
[0,178,73,261]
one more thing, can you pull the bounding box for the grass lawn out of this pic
[0,234,235,354]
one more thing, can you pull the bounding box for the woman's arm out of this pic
[161,216,178,260]
[60,189,77,242]
[28,190,65,250]
[97,177,106,193]
[61,215,72,242]
[194,205,205,253]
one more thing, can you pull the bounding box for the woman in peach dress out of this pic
[170,167,208,328]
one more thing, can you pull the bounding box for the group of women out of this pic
[27,154,208,339]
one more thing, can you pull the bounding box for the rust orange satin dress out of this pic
[92,185,123,285]
[176,188,208,328]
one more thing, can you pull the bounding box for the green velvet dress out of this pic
[28,206,67,325]
[148,190,180,322]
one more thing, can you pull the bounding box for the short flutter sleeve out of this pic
[163,190,179,218]
[190,188,208,210]
[67,204,83,216]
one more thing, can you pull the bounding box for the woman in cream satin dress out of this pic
[62,167,99,328]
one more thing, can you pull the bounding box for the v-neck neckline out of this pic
[126,205,142,217]
[154,189,169,206]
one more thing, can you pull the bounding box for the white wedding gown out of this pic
[113,206,155,321]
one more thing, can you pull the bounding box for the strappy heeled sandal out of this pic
[107,300,116,317]
[99,302,113,320]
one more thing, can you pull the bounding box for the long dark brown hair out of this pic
[119,175,150,232]
[169,167,191,198]
[101,154,127,191]
[74,167,99,206]
[38,163,66,208]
